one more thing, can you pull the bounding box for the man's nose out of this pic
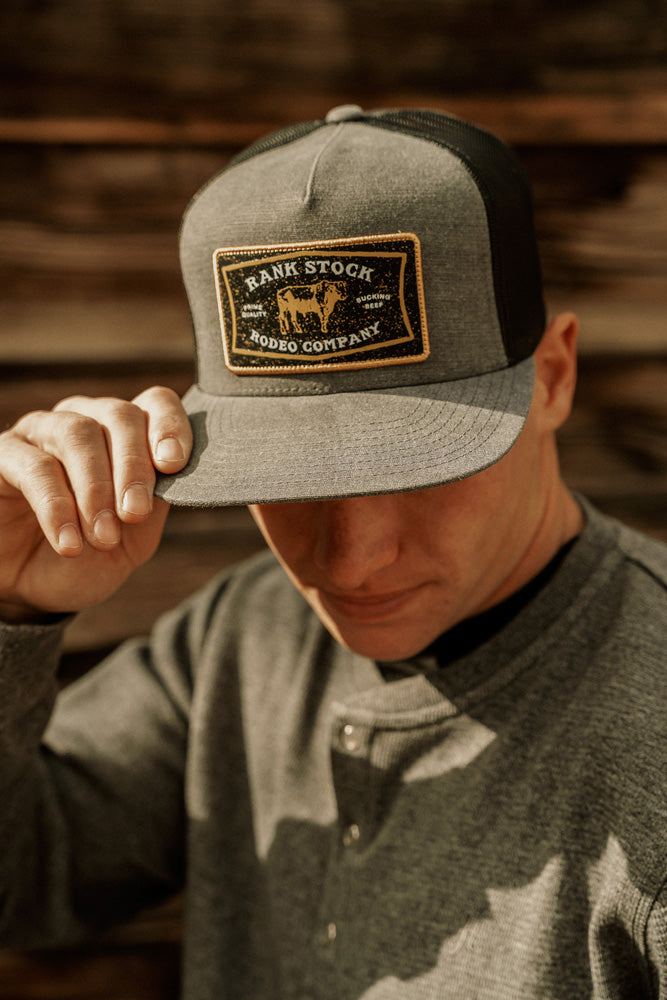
[312,495,400,590]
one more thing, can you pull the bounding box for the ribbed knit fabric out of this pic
[0,500,665,999]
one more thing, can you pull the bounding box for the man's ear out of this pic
[532,311,579,432]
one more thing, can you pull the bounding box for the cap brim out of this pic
[154,356,535,506]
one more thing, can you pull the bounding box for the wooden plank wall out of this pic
[0,1,666,996]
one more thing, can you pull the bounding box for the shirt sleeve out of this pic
[0,588,206,947]
[646,878,667,999]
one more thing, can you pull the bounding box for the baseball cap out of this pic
[155,105,546,507]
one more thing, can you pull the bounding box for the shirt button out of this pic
[340,723,362,753]
[342,823,360,848]
[320,922,337,946]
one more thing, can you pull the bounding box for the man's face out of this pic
[248,313,581,661]
[249,408,564,662]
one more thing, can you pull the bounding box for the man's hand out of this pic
[0,387,193,622]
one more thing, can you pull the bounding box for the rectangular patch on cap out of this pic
[213,233,429,374]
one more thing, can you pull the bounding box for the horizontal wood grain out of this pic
[0,298,194,363]
[3,91,667,146]
[560,358,667,498]
[0,364,190,422]
[2,0,666,122]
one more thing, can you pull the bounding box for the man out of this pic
[0,106,664,999]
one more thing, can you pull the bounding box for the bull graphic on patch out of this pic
[213,234,429,374]
[277,280,347,338]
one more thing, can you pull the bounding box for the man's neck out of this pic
[479,477,584,619]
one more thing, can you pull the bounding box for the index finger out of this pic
[132,386,193,474]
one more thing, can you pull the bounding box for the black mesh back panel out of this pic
[365,110,546,364]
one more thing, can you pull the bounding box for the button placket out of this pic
[339,722,363,754]
[316,716,371,970]
[332,719,372,852]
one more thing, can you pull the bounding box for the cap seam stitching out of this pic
[303,125,344,206]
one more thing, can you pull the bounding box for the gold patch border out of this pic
[212,233,430,375]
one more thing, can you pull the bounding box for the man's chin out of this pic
[322,618,435,664]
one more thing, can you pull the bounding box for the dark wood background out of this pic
[1,0,666,995]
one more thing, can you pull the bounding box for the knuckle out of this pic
[54,395,143,430]
[18,450,64,496]
[83,479,115,509]
[10,410,49,436]
[42,490,75,519]
[136,385,179,404]
[53,395,89,413]
[134,385,183,415]
[57,411,101,448]
[119,453,155,484]
[102,398,141,428]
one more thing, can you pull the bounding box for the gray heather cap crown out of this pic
[155,105,545,506]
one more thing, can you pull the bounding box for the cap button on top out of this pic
[325,104,365,123]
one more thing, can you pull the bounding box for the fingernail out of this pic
[156,437,185,463]
[58,523,82,552]
[93,509,121,546]
[122,484,152,517]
